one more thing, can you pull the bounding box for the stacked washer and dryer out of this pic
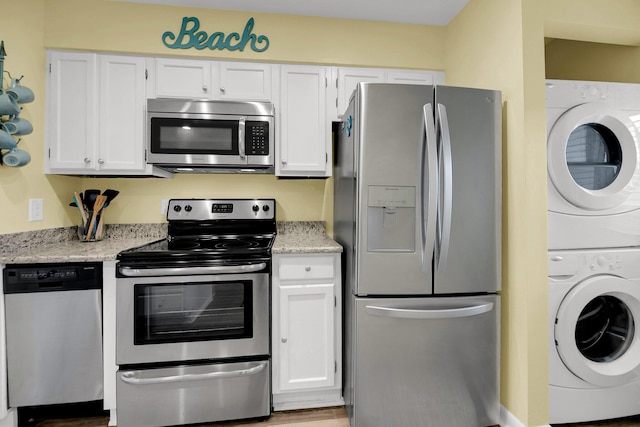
[547,79,640,424]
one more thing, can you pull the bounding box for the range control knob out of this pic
[184,205,192,212]
[173,205,182,212]
[252,204,260,212]
[263,205,270,212]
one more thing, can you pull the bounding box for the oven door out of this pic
[116,263,269,365]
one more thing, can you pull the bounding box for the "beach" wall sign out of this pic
[162,17,270,52]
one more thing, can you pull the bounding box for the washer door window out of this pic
[566,123,622,190]
[555,275,640,387]
[548,102,640,211]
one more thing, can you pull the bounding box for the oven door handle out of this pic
[119,361,267,385]
[119,262,267,277]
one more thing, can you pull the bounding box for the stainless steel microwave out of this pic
[146,99,275,173]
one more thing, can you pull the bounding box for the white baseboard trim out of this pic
[500,404,551,427]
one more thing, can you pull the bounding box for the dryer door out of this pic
[548,102,640,211]
[555,275,640,387]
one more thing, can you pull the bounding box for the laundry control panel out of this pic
[587,253,623,272]
[549,251,624,277]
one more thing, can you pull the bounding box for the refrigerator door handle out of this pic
[422,103,438,270]
[436,103,453,274]
[365,302,494,320]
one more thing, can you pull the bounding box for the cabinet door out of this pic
[97,55,147,172]
[216,62,273,101]
[153,58,212,99]
[46,51,97,172]
[386,69,445,85]
[336,67,385,118]
[278,283,335,391]
[277,65,330,177]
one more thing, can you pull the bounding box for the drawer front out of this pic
[116,360,270,427]
[278,255,335,281]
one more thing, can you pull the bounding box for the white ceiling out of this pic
[116,0,470,26]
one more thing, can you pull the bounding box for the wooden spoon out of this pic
[85,195,107,241]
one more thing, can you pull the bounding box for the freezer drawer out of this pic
[351,295,499,427]
[116,360,270,427]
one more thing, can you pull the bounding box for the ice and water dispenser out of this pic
[367,185,416,252]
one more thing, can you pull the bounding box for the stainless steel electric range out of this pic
[115,198,275,427]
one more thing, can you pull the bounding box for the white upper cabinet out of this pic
[276,65,331,177]
[46,51,166,176]
[333,67,446,120]
[149,57,273,101]
[46,51,97,172]
[336,67,385,118]
[48,51,443,179]
[386,69,445,85]
[96,55,147,172]
[216,61,273,101]
[151,57,212,99]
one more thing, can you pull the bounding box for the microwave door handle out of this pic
[238,117,246,160]
[119,361,267,385]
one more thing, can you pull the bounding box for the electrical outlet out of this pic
[29,199,44,222]
[160,199,169,215]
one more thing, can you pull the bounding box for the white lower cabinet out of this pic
[272,253,343,410]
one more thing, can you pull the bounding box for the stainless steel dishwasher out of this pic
[3,263,103,408]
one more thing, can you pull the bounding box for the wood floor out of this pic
[24,406,640,427]
[553,415,640,427]
[25,406,349,427]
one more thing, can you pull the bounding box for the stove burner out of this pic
[213,240,260,250]
[167,241,201,250]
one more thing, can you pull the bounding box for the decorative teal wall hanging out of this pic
[163,17,270,53]
[0,41,34,168]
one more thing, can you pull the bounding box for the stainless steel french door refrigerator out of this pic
[334,83,501,427]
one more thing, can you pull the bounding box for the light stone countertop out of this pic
[0,224,166,265]
[0,222,341,264]
[273,221,342,254]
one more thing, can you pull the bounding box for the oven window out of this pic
[134,280,253,345]
[150,118,239,155]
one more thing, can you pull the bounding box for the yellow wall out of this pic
[546,39,640,82]
[446,0,548,424]
[0,0,80,234]
[0,0,446,235]
[544,0,640,46]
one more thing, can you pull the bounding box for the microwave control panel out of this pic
[246,121,269,155]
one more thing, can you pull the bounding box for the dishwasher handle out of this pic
[119,361,267,385]
[365,302,494,320]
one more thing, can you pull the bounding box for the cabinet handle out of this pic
[202,85,208,92]
[281,337,287,343]
[220,86,226,93]
[281,160,287,167]
[83,157,91,164]
[305,266,311,272]
[98,158,104,165]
